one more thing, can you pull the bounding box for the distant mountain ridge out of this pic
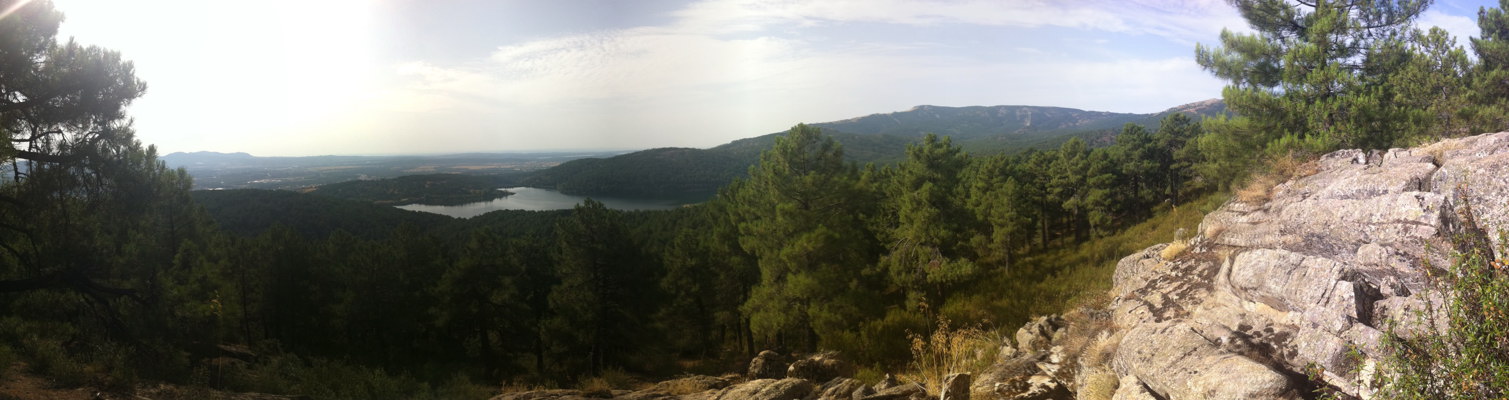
[160,151,256,166]
[526,100,1227,198]
[165,100,1227,199]
[160,151,620,190]
[819,104,1145,139]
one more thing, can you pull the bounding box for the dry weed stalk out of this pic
[904,317,998,394]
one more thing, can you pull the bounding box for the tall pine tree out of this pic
[1196,0,1431,152]
[548,199,655,376]
[878,134,977,311]
[734,124,880,351]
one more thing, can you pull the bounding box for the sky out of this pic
[37,0,1502,156]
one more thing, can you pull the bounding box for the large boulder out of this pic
[972,344,1048,397]
[787,352,855,382]
[859,382,927,400]
[1008,375,1071,400]
[710,378,813,400]
[647,374,733,395]
[1015,315,1063,354]
[748,350,788,380]
[490,390,595,400]
[1111,321,1298,399]
[810,377,865,400]
[1109,375,1158,400]
[940,373,971,400]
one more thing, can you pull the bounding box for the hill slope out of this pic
[522,147,749,197]
[976,131,1509,399]
[528,100,1226,197]
[817,104,1145,139]
[308,173,515,205]
[192,189,453,238]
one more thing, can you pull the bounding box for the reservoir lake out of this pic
[397,187,700,218]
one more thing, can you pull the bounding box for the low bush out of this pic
[1377,200,1509,398]
[219,353,493,400]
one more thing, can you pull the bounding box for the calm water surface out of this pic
[397,187,699,218]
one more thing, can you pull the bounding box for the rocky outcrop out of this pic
[1014,315,1064,354]
[495,351,917,400]
[707,378,813,400]
[748,350,787,380]
[860,382,928,400]
[972,318,1074,400]
[939,373,970,400]
[787,352,855,383]
[1097,131,1509,399]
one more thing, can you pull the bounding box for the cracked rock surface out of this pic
[1106,131,1509,399]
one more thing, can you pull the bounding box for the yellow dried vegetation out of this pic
[1236,151,1318,204]
[903,317,1000,395]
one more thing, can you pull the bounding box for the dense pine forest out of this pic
[6,0,1509,398]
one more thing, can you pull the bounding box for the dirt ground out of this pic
[0,362,306,400]
[0,362,95,400]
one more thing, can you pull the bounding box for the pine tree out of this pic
[548,199,655,375]
[1152,113,1203,205]
[964,154,1032,268]
[1049,138,1090,242]
[734,124,880,351]
[1114,123,1158,219]
[1470,0,1509,131]
[1388,27,1475,141]
[878,134,977,311]
[432,229,529,378]
[1197,0,1432,152]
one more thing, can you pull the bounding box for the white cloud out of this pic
[346,0,1245,153]
[670,0,1246,41]
[1419,9,1480,44]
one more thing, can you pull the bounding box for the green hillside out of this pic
[192,189,454,238]
[308,173,517,205]
[816,104,1144,139]
[527,100,1227,198]
[522,147,748,197]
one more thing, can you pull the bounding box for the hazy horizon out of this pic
[157,100,1212,158]
[49,0,1495,157]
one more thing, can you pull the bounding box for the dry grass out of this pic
[1159,240,1190,260]
[578,377,613,397]
[1057,317,1115,368]
[1269,150,1319,179]
[1235,174,1280,203]
[1202,222,1227,240]
[903,318,1001,394]
[1424,139,1466,164]
[1081,329,1125,370]
[1236,152,1318,204]
[661,377,717,395]
[1049,293,1123,398]
[1079,368,1120,400]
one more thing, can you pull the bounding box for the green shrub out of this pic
[1378,203,1509,398]
[0,344,15,380]
[434,372,495,399]
[219,353,496,400]
[24,338,88,387]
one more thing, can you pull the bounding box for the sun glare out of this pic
[0,0,34,22]
[49,0,385,151]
